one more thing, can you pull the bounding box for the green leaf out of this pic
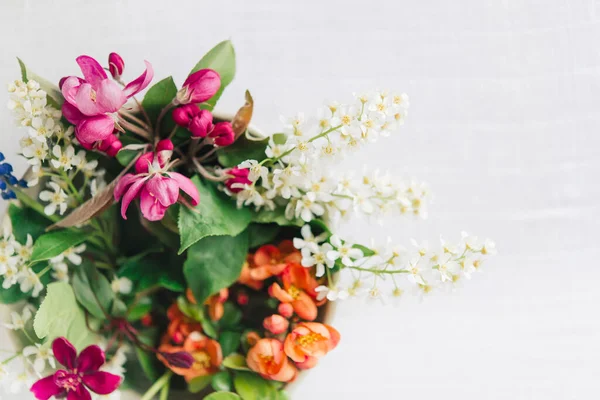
[30,229,90,263]
[204,392,241,400]
[176,297,218,339]
[72,261,115,319]
[127,297,153,322]
[8,203,49,242]
[233,372,278,400]
[191,40,236,110]
[0,283,30,304]
[218,302,242,330]
[116,135,144,167]
[247,223,280,249]
[212,371,233,392]
[252,208,301,227]
[142,76,177,127]
[188,375,213,394]
[119,256,185,293]
[217,136,269,168]
[17,58,63,108]
[178,177,251,254]
[33,282,95,350]
[222,353,250,371]
[184,232,248,305]
[219,331,242,358]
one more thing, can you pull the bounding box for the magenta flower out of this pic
[176,69,220,105]
[30,337,121,400]
[225,167,252,193]
[172,104,214,138]
[114,139,200,221]
[209,121,235,146]
[61,55,153,148]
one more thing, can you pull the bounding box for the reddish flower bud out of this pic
[172,331,185,344]
[97,134,122,158]
[189,110,214,138]
[159,351,194,369]
[178,69,221,105]
[245,331,261,346]
[225,167,251,193]
[237,291,249,306]
[172,104,200,127]
[278,303,294,318]
[141,314,153,327]
[209,122,235,147]
[156,139,174,152]
[263,314,289,335]
[108,52,125,79]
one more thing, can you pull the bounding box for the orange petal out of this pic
[292,293,318,321]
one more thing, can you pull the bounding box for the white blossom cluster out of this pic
[294,225,497,303]
[0,218,86,298]
[225,91,427,224]
[7,79,106,216]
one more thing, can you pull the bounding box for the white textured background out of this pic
[1,0,600,399]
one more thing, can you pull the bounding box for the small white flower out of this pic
[51,145,81,171]
[51,262,70,282]
[18,268,44,297]
[2,264,20,288]
[0,251,18,276]
[51,244,86,265]
[295,192,325,222]
[405,257,425,285]
[238,160,269,183]
[23,343,55,373]
[327,235,364,266]
[21,140,48,165]
[29,116,55,142]
[112,277,133,295]
[366,286,386,304]
[293,224,328,252]
[3,306,32,330]
[39,182,68,216]
[315,285,349,302]
[481,239,497,256]
[13,234,33,262]
[301,243,334,277]
[8,366,35,394]
[437,254,460,283]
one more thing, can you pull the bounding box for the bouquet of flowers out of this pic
[0,41,496,400]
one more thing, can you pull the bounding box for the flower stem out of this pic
[159,378,170,400]
[154,102,175,142]
[349,266,409,275]
[269,125,342,164]
[141,370,173,400]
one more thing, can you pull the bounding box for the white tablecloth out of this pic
[1,0,599,398]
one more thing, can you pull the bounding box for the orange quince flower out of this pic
[246,338,297,382]
[269,281,318,321]
[284,322,340,370]
[160,333,223,382]
[166,303,203,344]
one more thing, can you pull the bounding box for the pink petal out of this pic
[82,371,122,395]
[74,83,101,116]
[169,172,200,206]
[76,55,107,87]
[139,187,168,221]
[114,173,138,200]
[52,337,77,369]
[76,345,105,374]
[76,115,115,144]
[123,60,154,98]
[30,374,63,400]
[61,76,83,106]
[67,386,92,400]
[145,175,179,207]
[62,101,84,125]
[96,80,127,113]
[182,69,221,104]
[134,152,154,174]
[116,175,146,219]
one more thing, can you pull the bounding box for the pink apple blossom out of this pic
[114,139,199,221]
[209,121,235,146]
[173,104,214,138]
[225,167,251,193]
[176,69,220,105]
[108,52,125,79]
[61,55,153,149]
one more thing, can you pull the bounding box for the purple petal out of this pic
[169,172,200,206]
[62,102,84,125]
[76,55,107,87]
[76,115,115,144]
[123,60,154,98]
[67,385,92,400]
[52,337,77,369]
[118,175,146,219]
[30,374,63,400]
[145,175,179,207]
[76,345,105,374]
[61,76,83,106]
[96,80,127,113]
[82,371,122,395]
[139,187,168,221]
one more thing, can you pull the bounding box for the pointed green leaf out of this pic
[30,229,90,263]
[17,58,63,108]
[190,40,236,110]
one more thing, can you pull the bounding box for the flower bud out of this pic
[209,122,235,147]
[141,314,153,327]
[237,291,249,306]
[135,152,154,174]
[108,52,125,79]
[278,303,294,318]
[172,104,200,127]
[189,110,214,138]
[97,134,122,158]
[180,69,221,104]
[245,331,261,346]
[172,331,185,344]
[159,351,194,369]
[225,167,251,193]
[156,139,174,152]
[263,314,289,335]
